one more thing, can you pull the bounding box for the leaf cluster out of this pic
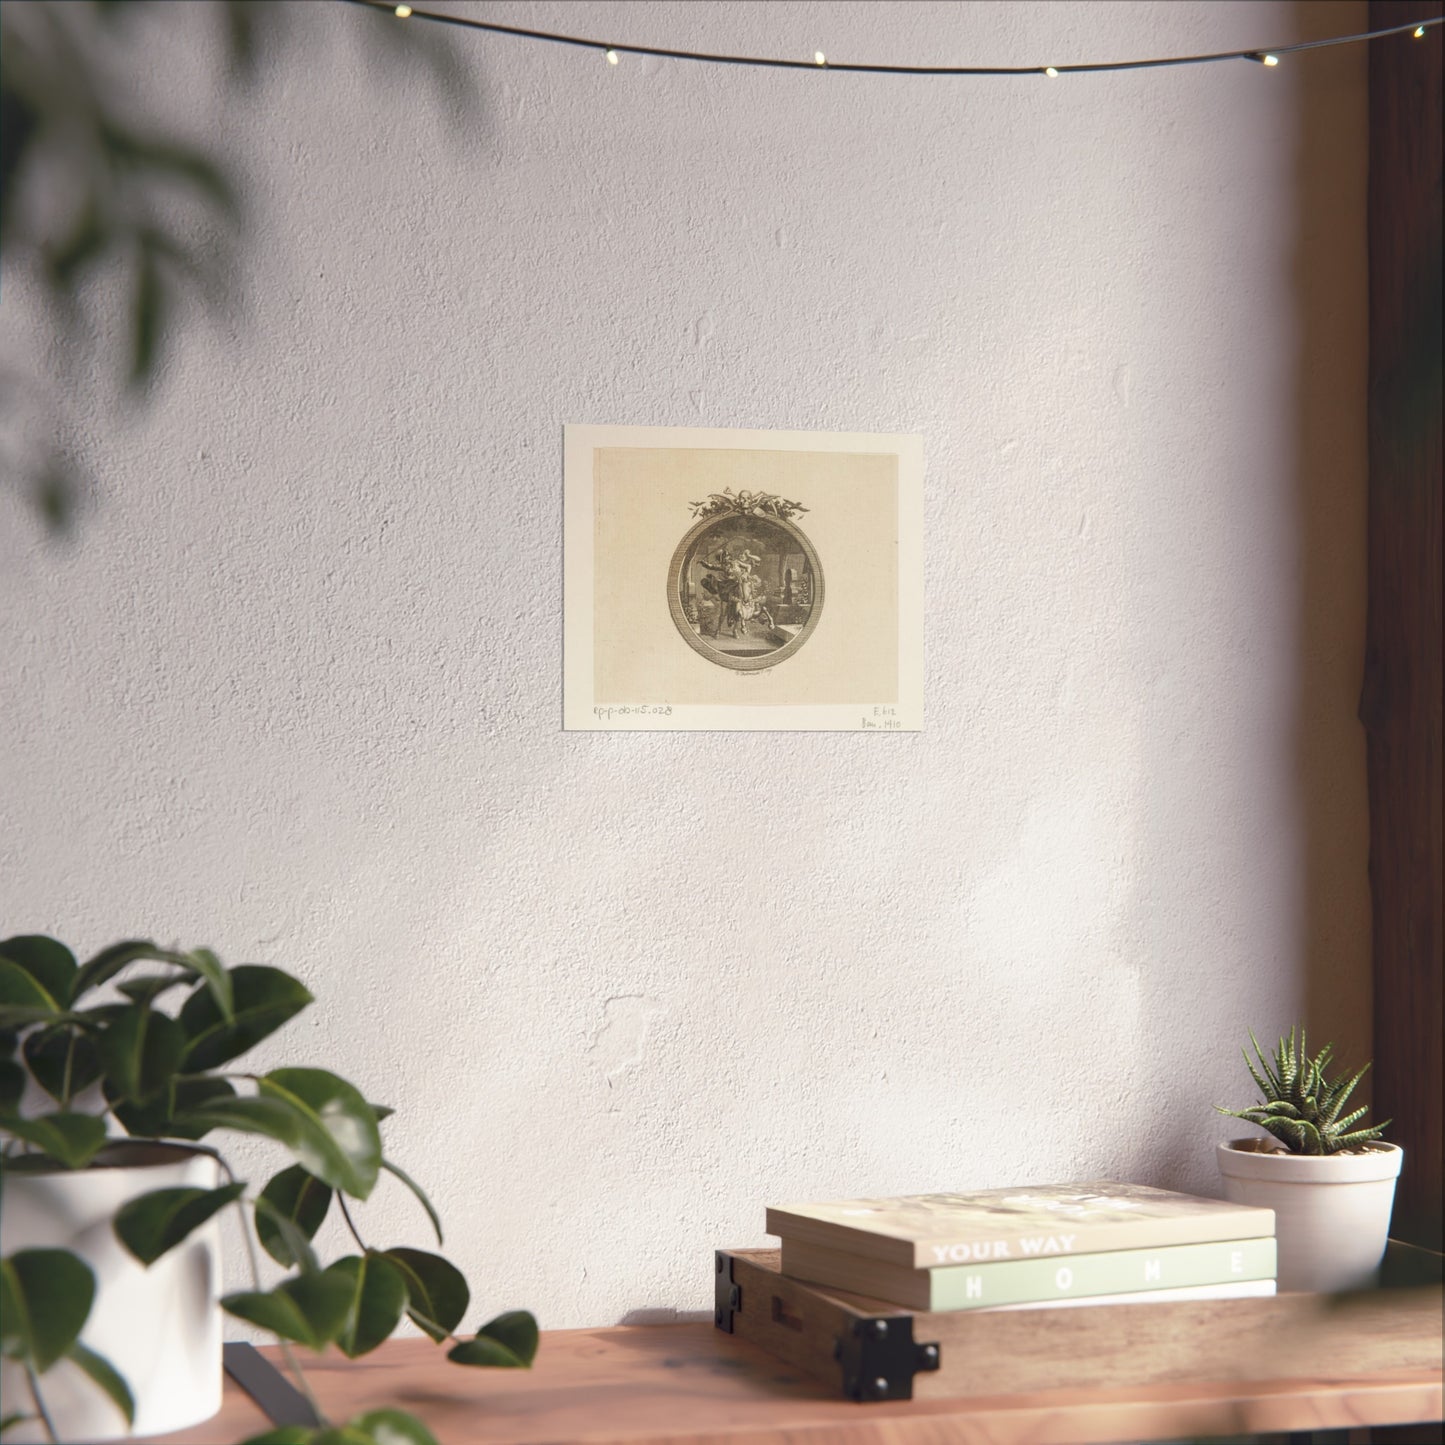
[0,934,536,1441]
[1215,1024,1391,1156]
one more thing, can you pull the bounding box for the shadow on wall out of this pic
[1287,0,1373,1092]
[1132,0,1373,1196]
[0,0,473,536]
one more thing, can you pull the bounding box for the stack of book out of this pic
[766,1181,1277,1312]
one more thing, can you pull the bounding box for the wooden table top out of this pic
[148,1320,1444,1445]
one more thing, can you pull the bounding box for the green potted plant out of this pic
[1215,1025,1402,1293]
[0,934,537,1444]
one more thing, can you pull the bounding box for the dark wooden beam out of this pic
[1364,0,1443,1266]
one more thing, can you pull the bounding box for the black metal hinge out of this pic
[222,1341,320,1427]
[833,1313,941,1401]
[714,1250,742,1332]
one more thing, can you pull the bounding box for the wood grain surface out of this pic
[143,1294,1442,1445]
[723,1247,1444,1404]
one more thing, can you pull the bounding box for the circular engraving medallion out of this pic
[667,505,824,672]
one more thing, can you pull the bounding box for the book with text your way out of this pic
[766,1181,1275,1271]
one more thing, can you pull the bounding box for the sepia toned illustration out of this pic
[667,489,824,671]
[563,424,923,731]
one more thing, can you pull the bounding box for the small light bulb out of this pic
[605,49,619,65]
[394,3,412,15]
[814,51,826,66]
[1044,66,1059,78]
[1262,53,1279,66]
[1414,25,1426,38]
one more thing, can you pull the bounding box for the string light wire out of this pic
[346,1,1441,77]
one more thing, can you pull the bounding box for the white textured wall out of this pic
[0,1,1370,1331]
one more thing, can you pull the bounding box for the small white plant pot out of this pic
[0,1141,224,1442]
[1216,1137,1403,1293]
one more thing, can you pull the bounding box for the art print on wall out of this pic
[564,424,923,731]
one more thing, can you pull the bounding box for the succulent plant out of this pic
[1216,1025,1391,1156]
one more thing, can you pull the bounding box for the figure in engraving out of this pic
[670,490,822,671]
[699,546,774,638]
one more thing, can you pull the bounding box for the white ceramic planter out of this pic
[1216,1137,1403,1293]
[0,1141,224,1442]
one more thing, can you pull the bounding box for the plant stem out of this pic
[334,1197,464,1348]
[24,1364,57,1444]
[336,1194,367,1253]
[60,1032,77,1109]
[219,1157,327,1428]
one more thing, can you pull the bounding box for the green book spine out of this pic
[928,1236,1277,1309]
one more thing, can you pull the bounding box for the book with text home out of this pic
[779,1234,1278,1310]
[981,1278,1276,1310]
[766,1181,1275,1270]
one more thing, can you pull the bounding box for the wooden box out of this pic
[715,1242,1445,1404]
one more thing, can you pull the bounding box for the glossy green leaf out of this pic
[113,1182,245,1265]
[71,941,177,1000]
[105,1076,169,1139]
[0,1263,24,1358]
[23,1027,102,1103]
[181,948,233,1022]
[256,1165,332,1268]
[0,938,76,1008]
[222,1272,353,1351]
[326,1253,407,1359]
[0,1249,95,1371]
[116,975,190,1007]
[477,1309,538,1365]
[382,1248,468,1342]
[0,1007,56,1030]
[445,1334,527,1368]
[237,1430,314,1445]
[0,1060,24,1114]
[369,1103,394,1122]
[0,961,59,1027]
[170,1094,308,1155]
[0,1030,17,1059]
[73,1003,130,1031]
[67,1341,135,1426]
[176,1084,376,1200]
[98,1006,187,1103]
[220,1286,316,1345]
[158,1076,240,1141]
[252,1196,320,1276]
[259,1070,381,1200]
[106,1074,237,1142]
[351,1409,440,1445]
[180,966,312,1071]
[0,1112,107,1168]
[309,1430,373,1445]
[447,1310,538,1369]
[380,1158,442,1246]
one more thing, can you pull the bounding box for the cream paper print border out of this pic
[564,424,922,731]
